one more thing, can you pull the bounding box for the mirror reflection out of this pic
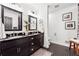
[3,6,22,31]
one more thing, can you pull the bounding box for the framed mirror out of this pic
[1,5,22,31]
[28,15,37,30]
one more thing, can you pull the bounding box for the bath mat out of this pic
[31,48,52,56]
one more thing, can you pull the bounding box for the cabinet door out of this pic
[1,39,17,49]
[1,40,18,56]
[0,50,1,56]
[0,42,1,56]
[16,37,30,56]
[2,46,17,56]
[34,35,41,47]
[19,42,30,56]
[39,33,44,47]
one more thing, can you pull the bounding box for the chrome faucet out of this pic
[13,31,15,37]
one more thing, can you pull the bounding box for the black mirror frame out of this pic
[28,15,37,30]
[1,5,22,31]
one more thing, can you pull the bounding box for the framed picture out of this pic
[63,12,72,21]
[65,21,75,30]
[29,15,37,30]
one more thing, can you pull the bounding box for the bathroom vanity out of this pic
[0,33,44,56]
[0,4,44,56]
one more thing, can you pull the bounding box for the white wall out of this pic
[48,4,78,47]
[0,5,6,38]
[18,4,37,32]
[20,4,50,48]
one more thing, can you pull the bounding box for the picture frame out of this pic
[62,12,72,21]
[28,15,37,30]
[65,21,75,30]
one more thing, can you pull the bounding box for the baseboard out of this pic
[50,41,69,48]
[43,44,49,48]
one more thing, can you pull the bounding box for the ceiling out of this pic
[49,3,77,13]
[12,3,77,14]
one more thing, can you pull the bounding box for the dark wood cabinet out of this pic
[2,46,17,56]
[16,37,30,56]
[0,33,44,56]
[0,42,1,56]
[1,39,18,56]
[39,33,44,47]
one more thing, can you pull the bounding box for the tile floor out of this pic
[47,43,77,56]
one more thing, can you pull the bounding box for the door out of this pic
[48,14,59,43]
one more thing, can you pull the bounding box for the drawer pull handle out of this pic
[31,38,34,40]
[31,48,34,51]
[17,48,20,53]
[31,43,34,45]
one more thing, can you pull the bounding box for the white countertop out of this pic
[0,33,40,42]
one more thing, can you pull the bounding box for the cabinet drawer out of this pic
[29,46,40,54]
[29,37,35,41]
[30,41,40,47]
[29,47,35,54]
[28,35,38,41]
[30,42,35,46]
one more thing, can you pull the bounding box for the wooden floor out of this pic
[47,43,77,56]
